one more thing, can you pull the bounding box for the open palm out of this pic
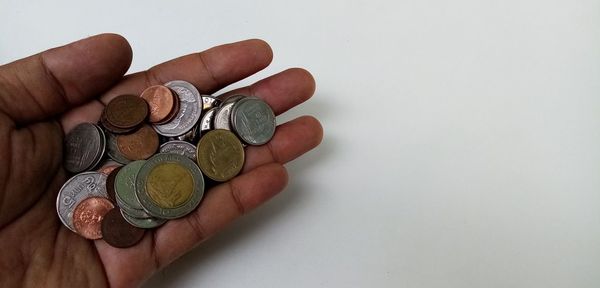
[0,34,322,287]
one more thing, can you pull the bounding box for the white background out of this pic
[2,0,600,287]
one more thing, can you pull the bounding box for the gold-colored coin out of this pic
[146,162,194,208]
[196,129,245,182]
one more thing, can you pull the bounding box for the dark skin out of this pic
[0,34,323,287]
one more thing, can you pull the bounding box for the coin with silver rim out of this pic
[106,131,131,165]
[115,160,147,211]
[136,153,204,219]
[121,209,167,229]
[56,172,108,232]
[159,140,197,161]
[153,80,202,137]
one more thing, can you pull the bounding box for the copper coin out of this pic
[116,125,159,161]
[154,89,180,125]
[73,197,114,240]
[106,166,122,203]
[105,95,149,129]
[140,85,177,123]
[101,208,145,248]
[97,163,121,176]
[100,111,137,134]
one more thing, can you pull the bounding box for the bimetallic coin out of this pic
[201,95,221,110]
[159,140,197,161]
[136,153,204,219]
[213,95,244,130]
[116,125,159,161]
[231,97,276,145]
[106,132,131,165]
[200,107,217,133]
[64,123,105,173]
[56,172,108,232]
[153,81,202,137]
[105,95,149,129]
[196,129,245,182]
[73,197,114,240]
[121,210,167,229]
[101,208,145,248]
[140,85,177,123]
[115,160,146,211]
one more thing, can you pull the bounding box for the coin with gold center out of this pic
[135,153,204,219]
[146,162,194,208]
[196,129,245,182]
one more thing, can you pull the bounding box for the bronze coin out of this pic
[105,95,149,129]
[97,164,120,176]
[73,197,114,240]
[106,166,122,204]
[101,208,145,248]
[140,85,177,123]
[116,125,159,161]
[100,110,137,134]
[154,89,180,125]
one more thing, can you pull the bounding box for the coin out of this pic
[136,153,204,219]
[213,95,244,130]
[64,123,105,173]
[200,107,217,133]
[201,95,221,110]
[97,160,121,176]
[196,129,245,182]
[106,132,131,165]
[105,166,122,204]
[172,123,201,143]
[153,80,202,137]
[231,97,276,145]
[73,197,114,240]
[101,111,136,134]
[159,140,197,161]
[116,125,159,161]
[121,210,166,229]
[115,160,146,211]
[105,95,149,129]
[101,208,145,248]
[140,85,177,123]
[56,172,108,232]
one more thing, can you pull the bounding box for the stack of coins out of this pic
[57,80,276,248]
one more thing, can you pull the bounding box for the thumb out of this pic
[0,33,132,125]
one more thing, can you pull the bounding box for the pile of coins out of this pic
[56,80,276,248]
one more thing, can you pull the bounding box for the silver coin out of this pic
[201,95,221,110]
[231,97,276,145]
[136,153,205,219]
[200,107,217,133]
[121,209,167,229]
[173,123,201,143]
[159,140,197,161]
[153,80,202,137]
[56,172,108,232]
[64,123,105,173]
[105,131,131,165]
[116,193,153,219]
[115,160,146,212]
[213,95,245,130]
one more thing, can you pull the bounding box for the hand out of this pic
[0,34,323,287]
